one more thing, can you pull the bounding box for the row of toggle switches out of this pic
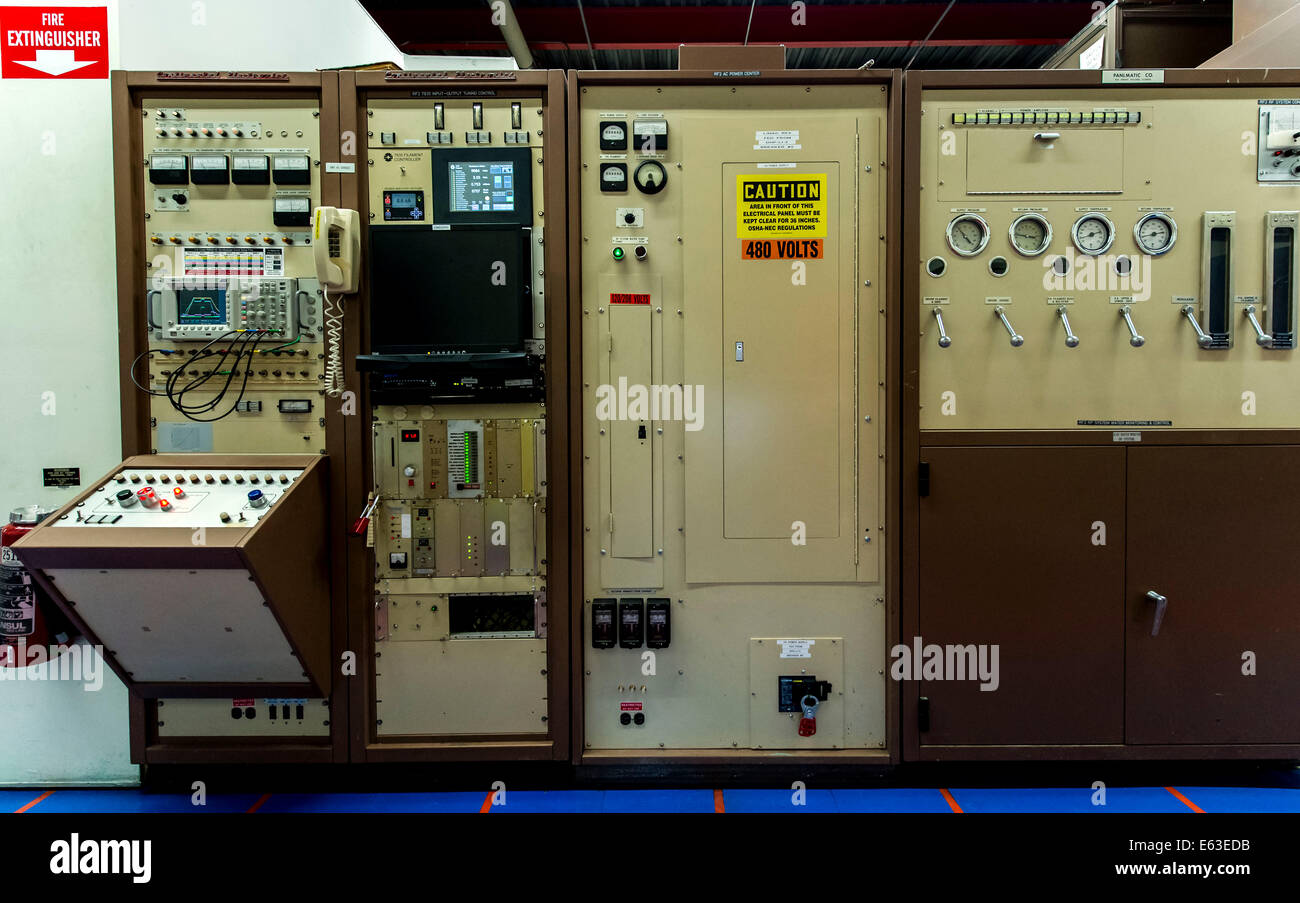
[114,472,295,485]
[932,304,1279,349]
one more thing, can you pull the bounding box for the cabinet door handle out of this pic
[1145,590,1168,637]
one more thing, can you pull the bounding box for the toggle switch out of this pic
[932,307,952,348]
[1181,305,1214,348]
[1243,304,1273,347]
[1058,306,1080,347]
[994,306,1024,347]
[1119,305,1145,347]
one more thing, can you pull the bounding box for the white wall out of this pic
[0,0,398,786]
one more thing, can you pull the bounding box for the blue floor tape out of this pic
[6,785,1300,814]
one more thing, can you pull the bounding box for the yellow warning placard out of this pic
[736,173,828,239]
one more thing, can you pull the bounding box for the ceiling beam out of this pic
[366,3,1096,54]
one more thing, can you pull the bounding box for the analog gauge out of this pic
[1133,212,1177,255]
[946,213,990,257]
[1071,213,1116,256]
[1008,213,1052,257]
[633,160,667,195]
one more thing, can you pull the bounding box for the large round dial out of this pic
[1071,213,1116,256]
[633,160,667,195]
[1133,212,1177,255]
[946,214,990,257]
[1008,213,1052,257]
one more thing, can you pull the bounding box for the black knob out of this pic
[171,193,187,204]
[619,713,632,726]
[633,712,645,725]
[624,212,636,224]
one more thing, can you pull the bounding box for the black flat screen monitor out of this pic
[368,226,531,354]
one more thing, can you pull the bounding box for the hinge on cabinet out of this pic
[918,461,930,497]
[607,513,615,534]
[918,696,931,733]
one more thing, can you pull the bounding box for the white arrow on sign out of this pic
[12,49,97,76]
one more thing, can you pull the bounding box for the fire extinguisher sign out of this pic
[0,6,109,79]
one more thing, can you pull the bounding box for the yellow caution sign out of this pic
[736,173,828,239]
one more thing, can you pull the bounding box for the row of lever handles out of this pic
[932,304,1275,348]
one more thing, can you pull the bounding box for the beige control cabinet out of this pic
[111,72,346,763]
[343,69,570,763]
[571,51,899,762]
[904,70,1300,762]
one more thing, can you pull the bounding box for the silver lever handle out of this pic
[1058,307,1079,347]
[1144,590,1168,637]
[994,306,1024,347]
[1119,305,1145,347]
[1243,305,1273,347]
[1181,305,1213,348]
[1033,132,1061,142]
[932,307,952,348]
[146,290,161,330]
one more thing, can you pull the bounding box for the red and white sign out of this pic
[1,6,108,79]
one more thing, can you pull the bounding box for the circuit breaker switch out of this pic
[591,599,617,648]
[618,598,645,648]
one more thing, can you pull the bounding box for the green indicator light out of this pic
[612,246,624,261]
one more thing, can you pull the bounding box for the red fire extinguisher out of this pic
[1,505,75,668]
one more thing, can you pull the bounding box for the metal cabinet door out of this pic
[917,446,1126,746]
[1127,445,1300,744]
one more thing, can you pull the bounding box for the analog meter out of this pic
[946,213,990,256]
[1009,213,1052,257]
[1071,213,1116,256]
[1134,212,1177,255]
[633,160,667,195]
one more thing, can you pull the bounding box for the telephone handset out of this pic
[312,206,360,292]
[312,207,360,397]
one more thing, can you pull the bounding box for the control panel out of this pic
[369,406,548,737]
[138,97,326,453]
[917,87,1300,430]
[62,466,303,527]
[360,85,554,744]
[577,74,891,755]
[156,697,330,738]
[13,455,331,696]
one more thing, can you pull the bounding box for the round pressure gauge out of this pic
[1133,212,1177,256]
[1071,213,1116,256]
[633,160,668,195]
[1008,213,1052,257]
[946,213,990,257]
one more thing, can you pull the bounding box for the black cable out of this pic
[164,329,267,422]
[173,330,262,421]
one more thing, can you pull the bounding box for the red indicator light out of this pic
[159,499,171,510]
[173,487,185,497]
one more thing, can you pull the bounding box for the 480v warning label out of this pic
[740,239,824,259]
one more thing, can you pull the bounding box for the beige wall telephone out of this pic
[313,206,360,293]
[312,207,360,396]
